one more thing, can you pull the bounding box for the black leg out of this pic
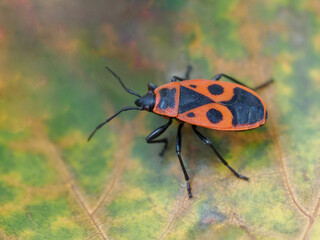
[171,65,193,82]
[192,125,249,181]
[252,79,274,91]
[184,65,192,79]
[211,73,273,91]
[146,119,172,156]
[148,83,158,91]
[176,123,192,198]
[171,76,185,82]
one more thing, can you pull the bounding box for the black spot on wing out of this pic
[178,86,213,114]
[158,88,176,109]
[189,84,197,88]
[207,108,223,124]
[208,84,224,95]
[187,112,195,117]
[221,87,265,126]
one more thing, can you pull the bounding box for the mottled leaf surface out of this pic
[0,0,320,239]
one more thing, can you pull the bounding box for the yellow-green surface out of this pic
[1,0,320,239]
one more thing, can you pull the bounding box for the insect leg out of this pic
[192,125,249,181]
[211,73,273,91]
[176,123,192,198]
[252,79,274,91]
[184,65,192,79]
[171,76,185,82]
[171,65,193,82]
[148,83,158,91]
[211,74,250,88]
[146,118,172,156]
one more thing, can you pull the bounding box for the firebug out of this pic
[88,65,272,198]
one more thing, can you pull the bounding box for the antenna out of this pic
[105,66,141,97]
[88,106,140,141]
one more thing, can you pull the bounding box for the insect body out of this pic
[88,66,272,198]
[153,80,267,131]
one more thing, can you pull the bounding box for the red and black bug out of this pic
[88,66,272,198]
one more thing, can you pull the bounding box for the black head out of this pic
[135,92,156,111]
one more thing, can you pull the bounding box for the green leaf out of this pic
[1,0,320,239]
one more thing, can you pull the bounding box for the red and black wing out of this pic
[177,80,267,130]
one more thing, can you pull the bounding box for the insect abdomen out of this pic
[221,87,265,126]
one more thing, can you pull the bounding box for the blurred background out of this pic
[1,0,320,239]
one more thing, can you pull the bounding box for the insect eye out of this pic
[144,105,150,110]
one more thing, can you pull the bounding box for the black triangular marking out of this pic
[178,86,213,114]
